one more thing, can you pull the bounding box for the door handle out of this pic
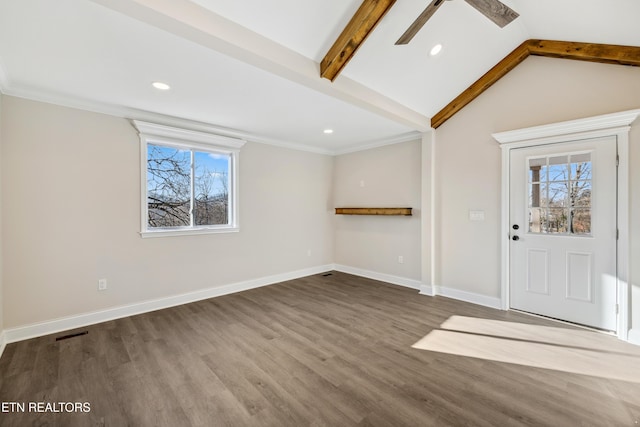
[512,224,520,230]
[512,235,520,241]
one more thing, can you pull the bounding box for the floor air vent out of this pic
[55,331,88,341]
[322,273,333,277]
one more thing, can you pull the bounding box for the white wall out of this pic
[1,96,334,329]
[333,140,422,281]
[631,124,640,341]
[433,56,640,333]
[3,56,640,343]
[0,91,4,336]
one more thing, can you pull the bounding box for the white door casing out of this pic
[493,109,640,341]
[509,138,617,331]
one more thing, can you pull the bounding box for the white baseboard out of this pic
[430,285,502,310]
[628,329,640,346]
[419,284,435,296]
[331,265,500,311]
[3,264,333,345]
[0,330,6,359]
[332,264,422,290]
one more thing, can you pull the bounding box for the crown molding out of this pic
[2,85,418,156]
[332,131,424,155]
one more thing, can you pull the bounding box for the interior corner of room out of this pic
[1,0,640,424]
[2,57,640,350]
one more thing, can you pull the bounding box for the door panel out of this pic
[509,137,617,331]
[526,249,548,294]
[566,252,592,302]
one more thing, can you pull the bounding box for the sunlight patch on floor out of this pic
[412,316,640,383]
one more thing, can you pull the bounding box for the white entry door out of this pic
[509,136,618,331]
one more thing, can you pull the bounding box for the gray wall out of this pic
[1,96,334,328]
[0,90,3,335]
[2,55,640,343]
[432,56,640,337]
[333,140,422,281]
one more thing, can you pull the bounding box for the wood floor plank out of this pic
[1,271,640,426]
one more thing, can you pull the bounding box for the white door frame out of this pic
[493,109,640,341]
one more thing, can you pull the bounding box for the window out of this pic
[133,120,245,237]
[528,152,592,235]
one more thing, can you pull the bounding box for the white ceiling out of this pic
[1,0,639,154]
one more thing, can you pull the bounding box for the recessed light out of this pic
[152,81,171,90]
[323,129,334,134]
[429,44,443,56]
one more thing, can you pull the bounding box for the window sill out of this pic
[140,226,239,238]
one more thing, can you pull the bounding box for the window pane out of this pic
[147,144,191,227]
[194,151,230,226]
[547,208,568,233]
[539,183,551,207]
[570,181,591,207]
[547,182,568,207]
[529,183,541,207]
[545,155,569,182]
[570,159,592,181]
[571,209,591,234]
[529,158,544,183]
[525,152,593,237]
[529,207,545,233]
[570,152,590,163]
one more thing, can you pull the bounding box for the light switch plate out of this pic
[469,210,485,221]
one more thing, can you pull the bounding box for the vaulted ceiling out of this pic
[1,0,639,154]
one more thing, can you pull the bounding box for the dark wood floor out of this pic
[1,272,640,426]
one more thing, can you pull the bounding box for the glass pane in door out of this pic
[528,152,592,235]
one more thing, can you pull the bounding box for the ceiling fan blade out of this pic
[395,0,446,45]
[463,0,519,28]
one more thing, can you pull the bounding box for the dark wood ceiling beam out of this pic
[527,39,640,67]
[431,40,530,129]
[432,39,640,129]
[321,0,396,82]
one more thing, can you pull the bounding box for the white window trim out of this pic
[133,120,246,238]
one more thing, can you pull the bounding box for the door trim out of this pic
[493,109,640,341]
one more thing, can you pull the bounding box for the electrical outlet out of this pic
[398,255,404,264]
[307,249,312,257]
[98,279,107,291]
[360,180,365,187]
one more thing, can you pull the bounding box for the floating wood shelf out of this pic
[335,207,412,216]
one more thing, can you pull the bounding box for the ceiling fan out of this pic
[396,0,519,45]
